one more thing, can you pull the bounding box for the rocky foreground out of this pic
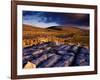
[23,42,89,68]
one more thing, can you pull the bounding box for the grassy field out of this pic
[23,24,89,48]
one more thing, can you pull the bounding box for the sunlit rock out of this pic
[24,61,36,69]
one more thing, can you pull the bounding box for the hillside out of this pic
[23,24,89,48]
[23,24,45,31]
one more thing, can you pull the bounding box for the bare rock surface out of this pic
[23,42,89,68]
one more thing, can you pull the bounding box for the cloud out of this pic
[23,14,59,28]
[23,11,89,27]
[24,20,59,28]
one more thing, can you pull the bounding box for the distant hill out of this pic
[23,24,44,31]
[23,24,89,34]
[47,26,62,30]
[47,25,89,34]
[47,25,89,30]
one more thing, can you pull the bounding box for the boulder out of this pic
[24,61,36,69]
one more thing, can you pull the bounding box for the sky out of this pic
[23,11,89,28]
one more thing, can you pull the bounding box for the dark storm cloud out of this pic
[23,11,89,28]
